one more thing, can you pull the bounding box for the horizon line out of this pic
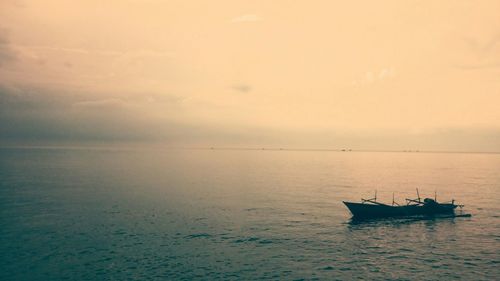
[0,144,499,155]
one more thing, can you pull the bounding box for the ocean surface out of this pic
[1,147,499,280]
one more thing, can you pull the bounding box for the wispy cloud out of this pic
[232,83,252,93]
[455,32,500,70]
[231,14,262,23]
[0,84,189,142]
[0,28,17,66]
[453,62,500,70]
[72,98,128,109]
[12,45,175,59]
[352,67,396,86]
[463,33,500,55]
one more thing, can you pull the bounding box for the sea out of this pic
[1,147,499,280]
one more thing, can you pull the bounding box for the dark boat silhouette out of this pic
[343,189,463,219]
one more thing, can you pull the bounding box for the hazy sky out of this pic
[1,0,499,151]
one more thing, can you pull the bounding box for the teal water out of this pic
[1,147,499,280]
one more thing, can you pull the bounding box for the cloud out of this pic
[1,0,25,8]
[231,14,262,23]
[0,28,17,66]
[72,98,128,109]
[8,44,175,66]
[463,33,500,55]
[378,68,395,80]
[232,83,252,93]
[456,32,500,70]
[453,62,500,70]
[1,83,499,152]
[352,67,395,86]
[0,84,201,143]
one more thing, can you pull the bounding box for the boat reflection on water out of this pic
[347,212,472,227]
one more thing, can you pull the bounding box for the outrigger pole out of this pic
[405,188,424,205]
[361,190,386,205]
[391,192,400,206]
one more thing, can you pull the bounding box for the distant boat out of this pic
[343,189,464,219]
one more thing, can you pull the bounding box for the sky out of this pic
[0,0,499,151]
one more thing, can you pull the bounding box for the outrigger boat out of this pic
[343,189,466,219]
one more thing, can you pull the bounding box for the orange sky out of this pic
[0,1,499,151]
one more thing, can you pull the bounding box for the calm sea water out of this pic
[1,147,499,280]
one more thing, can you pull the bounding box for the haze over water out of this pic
[1,147,499,280]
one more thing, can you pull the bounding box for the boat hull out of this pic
[343,201,456,219]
